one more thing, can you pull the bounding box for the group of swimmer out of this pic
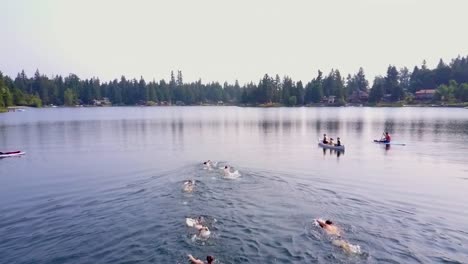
[203,160,240,178]
[183,161,240,193]
[184,160,241,264]
[185,160,361,262]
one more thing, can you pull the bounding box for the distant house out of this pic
[415,89,436,101]
[93,97,111,106]
[320,96,336,104]
[349,90,369,103]
[175,101,185,106]
[217,100,224,105]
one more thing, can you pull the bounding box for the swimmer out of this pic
[186,217,204,230]
[198,226,211,239]
[316,219,361,254]
[223,165,241,179]
[223,165,231,176]
[188,255,214,264]
[183,180,195,192]
[316,219,341,236]
[203,160,219,170]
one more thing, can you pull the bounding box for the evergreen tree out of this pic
[295,81,305,105]
[385,66,403,101]
[399,67,411,91]
[282,77,293,105]
[369,77,385,103]
[1,55,468,108]
[435,59,452,86]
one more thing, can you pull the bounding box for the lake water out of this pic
[0,106,467,264]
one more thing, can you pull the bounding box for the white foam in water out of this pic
[224,170,241,179]
[348,243,362,254]
[332,239,362,254]
[313,218,323,227]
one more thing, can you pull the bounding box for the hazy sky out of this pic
[1,0,467,84]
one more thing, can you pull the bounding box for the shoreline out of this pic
[3,103,468,112]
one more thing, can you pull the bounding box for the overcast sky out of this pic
[1,0,467,84]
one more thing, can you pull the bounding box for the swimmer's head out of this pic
[325,220,333,225]
[203,162,207,165]
[224,166,228,169]
[207,256,214,263]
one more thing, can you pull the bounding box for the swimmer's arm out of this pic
[188,255,204,264]
[316,219,326,228]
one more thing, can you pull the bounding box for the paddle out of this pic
[376,132,386,142]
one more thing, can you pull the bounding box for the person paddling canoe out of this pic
[322,134,328,144]
[335,137,342,146]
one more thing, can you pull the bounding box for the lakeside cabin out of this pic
[321,96,336,104]
[93,97,111,106]
[349,90,369,103]
[415,89,436,101]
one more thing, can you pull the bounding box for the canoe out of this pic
[318,140,345,151]
[0,151,25,158]
[373,140,406,146]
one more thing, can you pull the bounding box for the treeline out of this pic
[1,55,468,108]
[369,56,468,103]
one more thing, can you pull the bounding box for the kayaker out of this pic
[322,134,328,144]
[329,138,334,146]
[383,132,391,143]
[188,255,214,264]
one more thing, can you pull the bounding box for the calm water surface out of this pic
[0,107,467,263]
